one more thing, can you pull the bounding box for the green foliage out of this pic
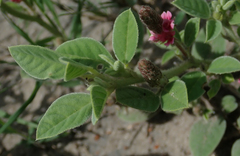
[192,29,226,61]
[161,50,175,65]
[184,18,200,47]
[116,86,160,112]
[9,45,65,80]
[181,71,206,102]
[174,11,185,25]
[207,56,240,74]
[36,93,92,140]
[56,37,112,60]
[206,19,222,42]
[172,0,211,19]
[189,117,226,156]
[221,95,238,114]
[229,11,240,25]
[113,9,138,64]
[90,85,108,125]
[207,79,221,99]
[161,80,188,111]
[221,73,235,84]
[232,139,240,156]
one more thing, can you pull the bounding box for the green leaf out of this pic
[207,79,221,99]
[232,139,240,156]
[117,107,152,123]
[189,117,226,156]
[192,31,226,61]
[116,86,160,112]
[36,93,92,140]
[207,56,240,74]
[184,18,200,47]
[99,54,115,67]
[221,95,238,114]
[69,0,83,39]
[206,19,222,42]
[64,63,88,81]
[132,10,144,48]
[5,2,26,12]
[90,85,108,125]
[112,9,138,64]
[161,80,188,111]
[60,57,101,81]
[9,45,65,80]
[181,71,206,102]
[172,0,211,19]
[56,37,112,60]
[221,73,235,84]
[222,0,236,10]
[229,11,240,25]
[175,11,185,25]
[162,50,175,65]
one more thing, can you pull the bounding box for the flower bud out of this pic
[138,59,163,87]
[139,6,163,34]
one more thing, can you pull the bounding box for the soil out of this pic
[1,0,240,156]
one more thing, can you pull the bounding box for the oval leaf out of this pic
[56,37,112,60]
[207,79,221,99]
[184,18,200,47]
[90,85,108,125]
[221,95,238,114]
[206,19,222,42]
[172,0,211,19]
[116,86,160,112]
[113,9,138,64]
[189,117,226,156]
[36,93,92,140]
[232,139,240,156]
[161,80,189,111]
[9,45,65,80]
[207,56,240,74]
[162,50,175,65]
[181,71,206,102]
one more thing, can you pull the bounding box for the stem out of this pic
[162,60,194,79]
[1,2,62,37]
[223,22,240,47]
[174,39,189,58]
[0,81,42,134]
[97,73,144,89]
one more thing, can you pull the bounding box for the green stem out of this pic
[0,81,42,134]
[223,22,240,47]
[162,60,194,79]
[1,2,62,37]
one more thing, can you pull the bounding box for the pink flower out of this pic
[11,0,22,3]
[238,79,240,84]
[148,11,175,46]
[139,6,175,46]
[161,11,174,32]
[149,31,175,46]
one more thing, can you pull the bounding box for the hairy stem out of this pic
[162,60,194,79]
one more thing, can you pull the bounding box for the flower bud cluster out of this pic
[139,6,175,46]
[138,59,163,87]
